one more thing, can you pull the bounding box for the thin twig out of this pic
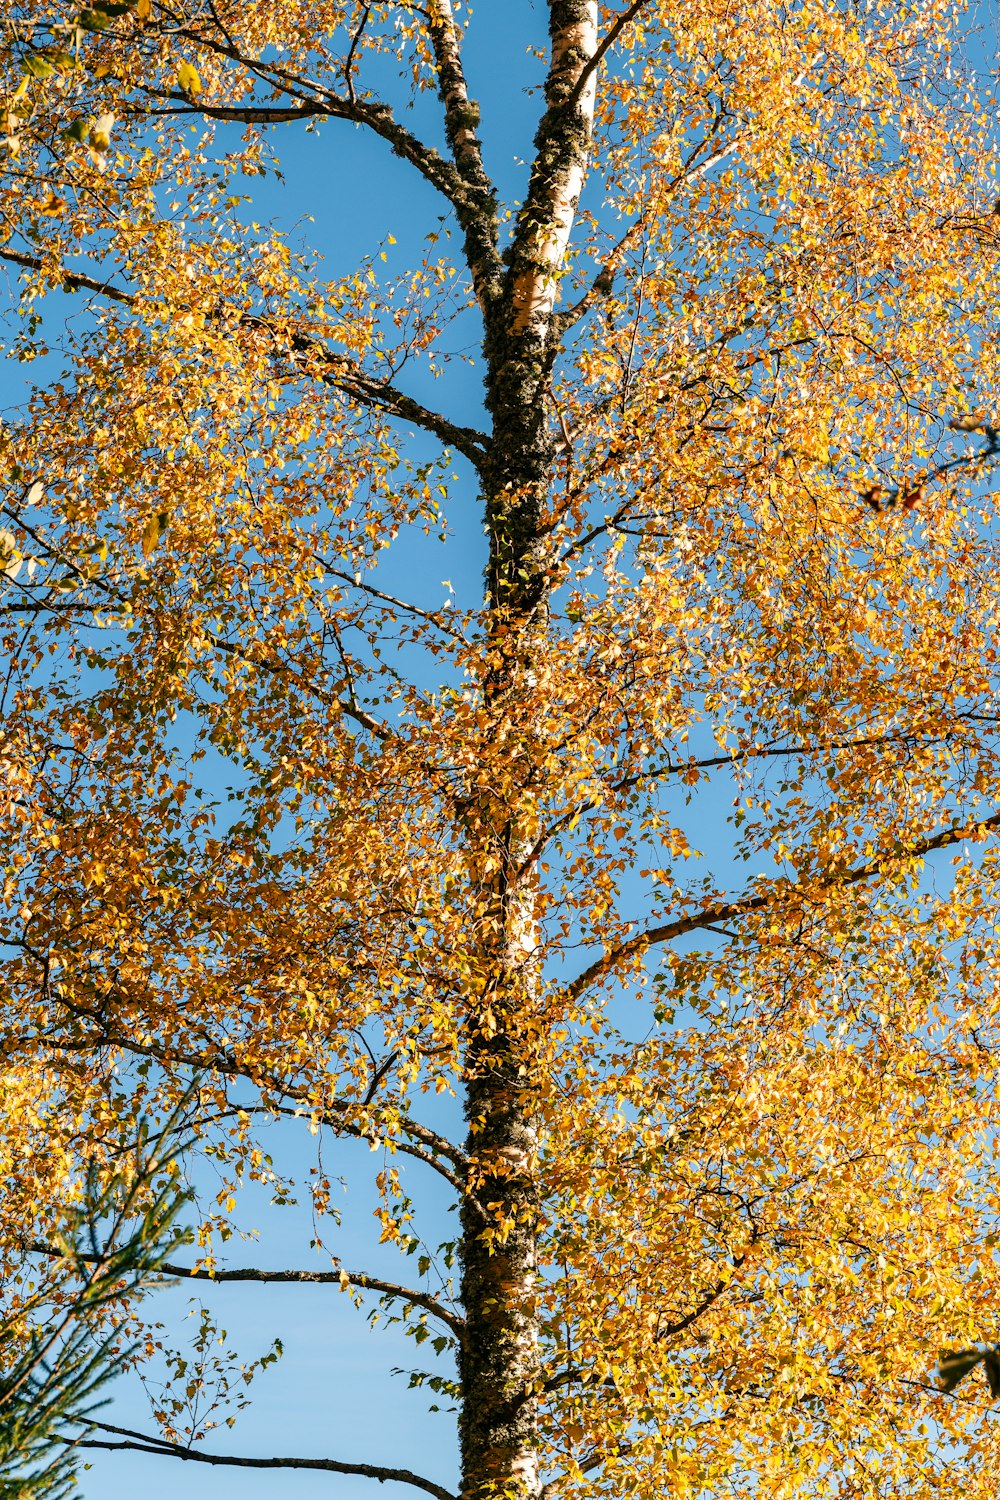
[343,3,373,106]
[564,0,652,113]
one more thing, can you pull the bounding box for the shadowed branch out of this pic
[565,804,1000,1002]
[30,1245,464,1338]
[77,1421,457,1500]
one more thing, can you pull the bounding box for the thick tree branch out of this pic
[75,1422,456,1500]
[201,629,393,740]
[278,324,490,468]
[608,729,961,798]
[193,1100,467,1195]
[564,805,1000,1002]
[425,0,502,308]
[139,101,323,124]
[0,249,488,468]
[264,1099,468,1174]
[0,248,132,303]
[655,1272,740,1341]
[163,12,503,313]
[507,3,600,336]
[425,0,487,186]
[522,726,964,869]
[135,52,471,216]
[159,1264,464,1338]
[34,1014,467,1172]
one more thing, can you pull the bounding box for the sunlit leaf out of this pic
[176,60,202,96]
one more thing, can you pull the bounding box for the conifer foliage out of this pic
[0,1095,192,1498]
[2,2,1000,1497]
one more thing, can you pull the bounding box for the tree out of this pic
[1,0,1000,1496]
[0,1085,194,1498]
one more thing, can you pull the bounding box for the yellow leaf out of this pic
[141,511,168,556]
[89,113,115,152]
[176,60,203,96]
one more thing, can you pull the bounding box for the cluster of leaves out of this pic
[137,1303,282,1446]
[20,0,149,77]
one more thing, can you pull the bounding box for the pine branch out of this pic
[0,1098,196,1499]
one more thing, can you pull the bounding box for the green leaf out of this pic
[22,54,55,78]
[78,9,114,30]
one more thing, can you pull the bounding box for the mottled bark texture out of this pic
[458,9,599,1500]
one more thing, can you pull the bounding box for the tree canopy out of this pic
[2,2,1000,1497]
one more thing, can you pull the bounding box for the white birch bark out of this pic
[511,3,599,334]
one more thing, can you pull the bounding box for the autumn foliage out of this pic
[2,1,1000,1497]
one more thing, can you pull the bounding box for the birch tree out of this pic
[2,2,1000,1498]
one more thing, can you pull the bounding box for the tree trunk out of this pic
[458,447,548,1500]
[458,386,552,1500]
[460,7,600,1499]
[459,942,542,1500]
